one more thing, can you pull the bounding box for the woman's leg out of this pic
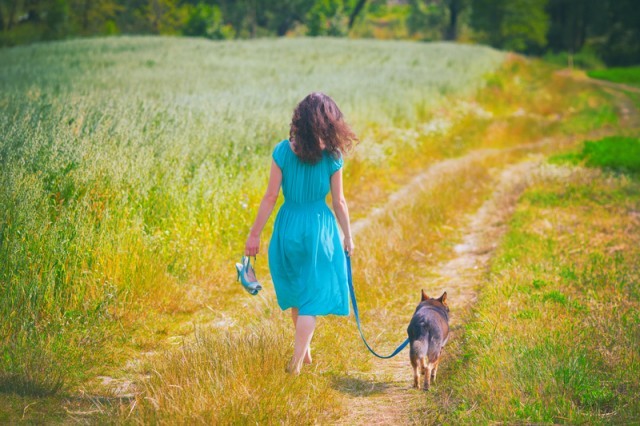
[288,315,316,375]
[290,308,312,364]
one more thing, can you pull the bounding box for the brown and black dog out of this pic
[407,290,449,390]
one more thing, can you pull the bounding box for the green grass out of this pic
[551,136,640,174]
[419,163,640,423]
[588,66,640,87]
[544,48,605,70]
[583,136,640,173]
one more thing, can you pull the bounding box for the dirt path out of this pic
[352,138,571,237]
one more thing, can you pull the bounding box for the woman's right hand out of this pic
[343,237,354,256]
[245,234,260,257]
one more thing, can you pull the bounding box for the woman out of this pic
[245,92,358,375]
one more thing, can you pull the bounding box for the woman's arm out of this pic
[330,169,354,254]
[245,160,282,256]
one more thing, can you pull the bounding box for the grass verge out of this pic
[551,135,640,175]
[588,66,640,87]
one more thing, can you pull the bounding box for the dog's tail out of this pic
[410,338,428,360]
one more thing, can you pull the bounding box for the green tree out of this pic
[471,0,549,52]
[69,0,122,34]
[45,0,71,37]
[183,3,233,39]
[307,0,347,36]
[256,0,314,36]
[145,0,184,34]
[444,0,469,40]
[601,0,640,66]
[407,0,446,40]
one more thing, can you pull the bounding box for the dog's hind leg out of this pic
[410,354,420,388]
[424,362,433,391]
[431,357,441,384]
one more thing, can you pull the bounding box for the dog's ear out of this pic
[421,289,429,301]
[439,291,447,304]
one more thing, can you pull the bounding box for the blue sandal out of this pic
[236,256,262,295]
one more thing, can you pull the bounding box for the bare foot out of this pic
[286,357,301,375]
[303,349,312,365]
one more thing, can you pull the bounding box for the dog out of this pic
[407,290,449,390]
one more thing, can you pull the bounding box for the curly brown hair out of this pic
[289,92,358,164]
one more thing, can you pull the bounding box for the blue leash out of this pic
[346,253,410,359]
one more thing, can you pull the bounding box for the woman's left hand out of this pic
[343,237,354,256]
[245,234,261,256]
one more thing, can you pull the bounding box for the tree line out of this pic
[1,0,638,66]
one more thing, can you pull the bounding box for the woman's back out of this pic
[273,140,343,205]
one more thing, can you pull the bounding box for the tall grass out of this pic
[0,36,504,395]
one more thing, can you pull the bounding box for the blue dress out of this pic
[268,140,350,316]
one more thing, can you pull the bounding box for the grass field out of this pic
[588,66,640,87]
[1,36,634,423]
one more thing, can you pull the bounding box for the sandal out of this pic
[235,256,262,295]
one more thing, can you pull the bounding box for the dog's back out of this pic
[407,290,449,390]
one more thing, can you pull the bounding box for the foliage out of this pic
[543,46,605,70]
[306,0,348,36]
[406,0,447,40]
[471,0,550,52]
[182,4,233,39]
[598,0,640,66]
[1,0,640,64]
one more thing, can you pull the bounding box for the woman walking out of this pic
[245,92,358,374]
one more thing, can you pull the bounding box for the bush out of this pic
[182,4,234,40]
[543,48,605,70]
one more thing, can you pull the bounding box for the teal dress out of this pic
[268,140,350,316]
